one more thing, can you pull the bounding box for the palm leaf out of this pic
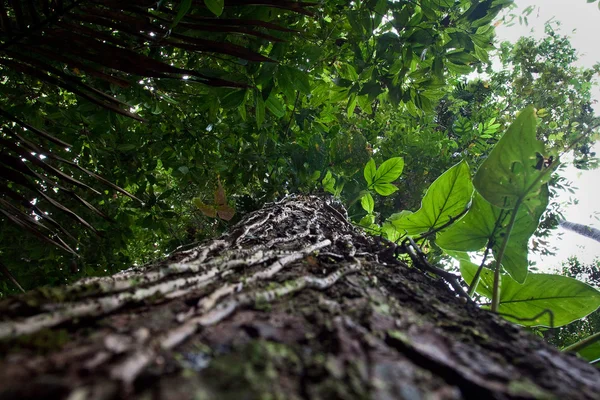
[0,0,314,258]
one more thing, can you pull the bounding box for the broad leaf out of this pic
[266,93,285,118]
[461,262,600,327]
[498,185,548,283]
[391,160,473,235]
[438,187,548,283]
[215,180,227,205]
[216,204,235,221]
[204,0,225,17]
[381,222,401,242]
[255,92,265,127]
[361,192,375,214]
[374,182,399,196]
[322,171,336,195]
[364,158,376,186]
[473,106,556,213]
[359,214,375,227]
[577,340,600,363]
[193,199,217,218]
[436,191,495,251]
[172,0,192,28]
[373,157,404,185]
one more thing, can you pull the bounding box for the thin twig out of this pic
[0,262,25,293]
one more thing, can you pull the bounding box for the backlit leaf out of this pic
[364,158,376,186]
[392,160,473,235]
[474,106,556,213]
[361,192,374,214]
[204,0,225,17]
[461,262,600,327]
[373,157,404,185]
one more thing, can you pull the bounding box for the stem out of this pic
[563,331,600,354]
[414,206,470,241]
[348,190,367,208]
[468,209,507,297]
[0,262,25,293]
[467,248,490,297]
[491,200,521,312]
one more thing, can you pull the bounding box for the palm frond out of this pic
[0,0,314,256]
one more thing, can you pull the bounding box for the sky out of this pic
[493,0,600,269]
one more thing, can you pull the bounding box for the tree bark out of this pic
[0,195,598,400]
[560,220,600,243]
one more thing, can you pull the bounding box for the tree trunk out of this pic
[560,220,600,243]
[0,195,598,400]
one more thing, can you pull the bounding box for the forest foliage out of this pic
[0,0,599,365]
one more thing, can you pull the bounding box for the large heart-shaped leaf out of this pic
[437,186,548,283]
[461,262,600,327]
[391,160,473,235]
[473,106,556,213]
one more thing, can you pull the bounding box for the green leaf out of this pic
[171,0,192,29]
[473,106,556,213]
[446,50,479,65]
[204,0,224,17]
[392,160,473,235]
[374,182,399,196]
[265,93,285,118]
[289,68,311,94]
[437,0,455,7]
[157,188,175,201]
[577,340,600,363]
[310,170,321,182]
[295,76,311,95]
[498,186,548,283]
[255,91,265,128]
[438,187,548,283]
[347,94,357,118]
[381,222,401,242]
[359,214,375,227]
[373,157,404,185]
[277,66,310,95]
[460,262,600,327]
[436,191,495,252]
[361,192,375,214]
[364,158,376,186]
[322,171,336,195]
[117,144,137,152]
[220,89,246,109]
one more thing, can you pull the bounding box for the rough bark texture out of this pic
[0,195,598,400]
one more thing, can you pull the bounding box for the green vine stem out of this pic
[468,209,507,297]
[562,330,600,354]
[491,199,521,312]
[467,249,489,297]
